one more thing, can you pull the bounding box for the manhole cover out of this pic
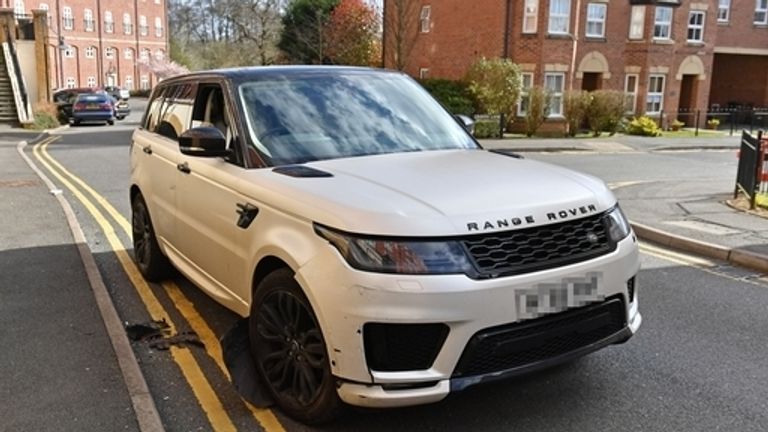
[0,179,41,188]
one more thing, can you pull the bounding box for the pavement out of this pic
[0,129,766,431]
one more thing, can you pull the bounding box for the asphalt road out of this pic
[28,122,768,431]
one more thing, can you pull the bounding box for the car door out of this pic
[173,82,254,305]
[132,83,195,250]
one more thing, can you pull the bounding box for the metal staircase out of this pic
[0,52,19,123]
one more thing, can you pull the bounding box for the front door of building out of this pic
[582,73,602,91]
[679,75,698,126]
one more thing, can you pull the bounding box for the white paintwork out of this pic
[130,78,642,409]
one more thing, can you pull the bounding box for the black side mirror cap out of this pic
[455,114,475,135]
[179,126,231,158]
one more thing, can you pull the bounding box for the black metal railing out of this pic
[661,107,768,136]
[735,130,763,209]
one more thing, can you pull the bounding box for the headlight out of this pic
[315,224,473,275]
[605,205,632,242]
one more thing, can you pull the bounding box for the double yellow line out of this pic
[33,136,285,432]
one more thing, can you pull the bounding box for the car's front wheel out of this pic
[249,269,342,424]
[131,193,171,281]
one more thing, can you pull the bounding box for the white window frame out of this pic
[105,47,115,59]
[756,0,768,24]
[83,8,94,31]
[687,11,705,42]
[517,73,534,116]
[140,75,150,90]
[63,46,74,58]
[419,68,429,79]
[139,15,148,36]
[523,0,538,33]
[140,49,150,61]
[104,11,113,33]
[125,76,134,91]
[85,46,96,58]
[123,13,132,35]
[87,76,96,88]
[125,48,133,60]
[629,6,645,39]
[548,0,571,34]
[653,7,673,40]
[718,0,730,22]
[420,6,431,33]
[646,74,665,115]
[62,6,73,30]
[66,77,76,89]
[154,50,164,60]
[586,3,607,38]
[155,17,163,37]
[624,74,638,114]
[544,72,565,117]
[14,0,24,17]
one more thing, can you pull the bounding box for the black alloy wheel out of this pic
[131,194,171,281]
[250,269,342,424]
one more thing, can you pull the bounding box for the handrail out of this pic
[2,26,32,124]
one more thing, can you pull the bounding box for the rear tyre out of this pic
[73,120,80,126]
[131,193,171,281]
[107,119,115,125]
[249,269,342,424]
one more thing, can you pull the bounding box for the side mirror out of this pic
[179,126,231,158]
[455,114,475,135]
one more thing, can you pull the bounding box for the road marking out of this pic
[664,220,742,235]
[639,242,716,267]
[608,181,646,190]
[639,241,768,288]
[35,141,239,432]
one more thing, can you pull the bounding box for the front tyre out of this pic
[131,193,171,281]
[249,269,342,424]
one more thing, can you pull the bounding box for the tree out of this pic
[563,90,590,137]
[278,0,340,64]
[138,56,190,80]
[384,0,420,70]
[525,86,550,137]
[586,90,626,136]
[465,57,521,136]
[168,0,284,69]
[323,0,379,66]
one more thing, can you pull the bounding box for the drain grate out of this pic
[0,179,42,188]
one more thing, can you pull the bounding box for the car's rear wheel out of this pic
[73,120,80,126]
[107,119,115,125]
[131,193,171,281]
[249,269,342,424]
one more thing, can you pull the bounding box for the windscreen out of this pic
[238,72,477,166]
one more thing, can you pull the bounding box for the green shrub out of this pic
[524,86,549,137]
[586,90,626,136]
[466,57,521,124]
[420,78,476,116]
[563,90,590,137]
[473,120,502,139]
[626,116,662,137]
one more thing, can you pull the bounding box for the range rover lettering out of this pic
[129,66,641,424]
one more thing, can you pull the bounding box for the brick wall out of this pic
[385,0,768,127]
[25,0,167,90]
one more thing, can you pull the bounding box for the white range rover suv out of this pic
[130,66,641,424]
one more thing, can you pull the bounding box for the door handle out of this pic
[236,203,259,229]
[143,146,152,155]
[177,162,191,174]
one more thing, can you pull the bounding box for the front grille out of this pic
[453,296,626,378]
[364,323,449,372]
[462,213,614,278]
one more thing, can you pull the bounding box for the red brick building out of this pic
[3,0,168,91]
[384,0,768,125]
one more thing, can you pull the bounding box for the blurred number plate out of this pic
[86,103,97,109]
[516,272,603,319]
